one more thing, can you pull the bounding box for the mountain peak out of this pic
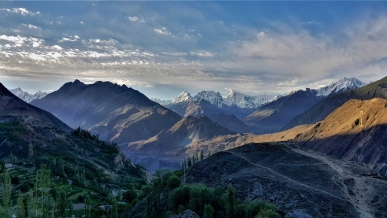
[8,87,48,103]
[173,91,193,103]
[316,77,366,97]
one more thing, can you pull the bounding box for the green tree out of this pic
[203,204,214,218]
[224,186,235,218]
[200,150,204,161]
[1,172,11,207]
[166,175,181,190]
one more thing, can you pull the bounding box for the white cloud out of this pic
[154,27,171,35]
[1,8,40,16]
[80,21,84,24]
[190,50,214,57]
[230,15,387,85]
[128,16,145,22]
[21,24,40,29]
[58,35,80,42]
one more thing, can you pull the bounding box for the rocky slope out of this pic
[187,142,387,218]
[121,116,235,171]
[31,80,181,144]
[209,113,250,133]
[283,76,386,130]
[10,87,47,103]
[294,98,387,176]
[241,98,387,176]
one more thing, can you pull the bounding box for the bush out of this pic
[123,190,137,203]
[11,176,20,185]
[166,175,181,190]
[247,200,277,218]
[138,185,153,199]
[203,204,215,218]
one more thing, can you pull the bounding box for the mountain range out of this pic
[10,87,47,103]
[169,89,275,111]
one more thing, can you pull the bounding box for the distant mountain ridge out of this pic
[315,77,366,97]
[166,99,250,133]
[150,98,172,105]
[31,80,181,144]
[171,89,276,109]
[10,87,47,103]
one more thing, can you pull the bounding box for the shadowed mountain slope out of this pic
[31,80,181,144]
[246,89,322,133]
[1,83,71,132]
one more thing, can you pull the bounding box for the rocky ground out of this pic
[186,142,387,218]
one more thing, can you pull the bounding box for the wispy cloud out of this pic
[190,50,214,57]
[128,16,145,22]
[154,27,171,35]
[1,8,40,16]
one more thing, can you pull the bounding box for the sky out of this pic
[0,1,387,99]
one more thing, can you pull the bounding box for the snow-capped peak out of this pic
[10,88,47,103]
[193,91,224,108]
[172,91,193,103]
[316,77,366,97]
[150,98,172,106]
[225,89,275,108]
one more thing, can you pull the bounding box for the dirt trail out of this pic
[284,143,375,218]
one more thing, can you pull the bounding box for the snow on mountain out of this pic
[170,89,275,109]
[193,91,224,108]
[10,88,47,103]
[225,90,276,108]
[316,77,366,97]
[150,98,172,106]
[172,91,193,103]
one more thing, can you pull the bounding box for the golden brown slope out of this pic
[251,98,387,175]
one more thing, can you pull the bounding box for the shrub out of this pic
[166,175,181,190]
[123,190,137,203]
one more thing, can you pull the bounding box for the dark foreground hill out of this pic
[187,142,387,218]
[0,82,148,217]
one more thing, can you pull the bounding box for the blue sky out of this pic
[0,1,387,99]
